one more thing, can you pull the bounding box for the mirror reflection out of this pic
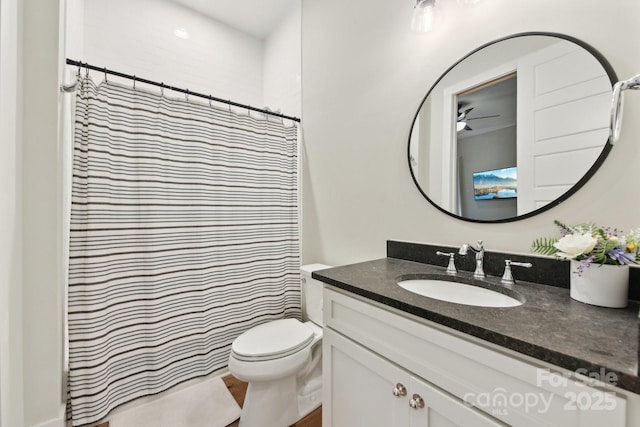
[409,33,616,222]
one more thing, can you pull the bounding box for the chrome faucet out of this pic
[459,240,485,279]
[501,260,533,284]
[436,251,457,275]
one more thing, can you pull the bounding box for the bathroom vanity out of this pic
[314,244,640,426]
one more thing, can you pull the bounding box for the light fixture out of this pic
[411,0,436,33]
[412,0,484,33]
[456,121,467,132]
[173,27,191,40]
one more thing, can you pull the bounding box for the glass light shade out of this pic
[411,0,436,33]
[456,121,466,132]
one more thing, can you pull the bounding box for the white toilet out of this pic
[228,264,331,427]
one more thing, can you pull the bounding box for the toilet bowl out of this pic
[228,264,331,427]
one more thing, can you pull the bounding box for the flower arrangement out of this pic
[531,220,639,274]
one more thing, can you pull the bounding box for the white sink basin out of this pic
[397,279,522,307]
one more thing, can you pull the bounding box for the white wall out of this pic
[264,1,302,118]
[77,0,301,117]
[301,0,640,265]
[21,0,66,425]
[3,4,66,426]
[0,0,25,425]
[81,0,264,107]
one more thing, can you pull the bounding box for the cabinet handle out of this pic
[409,393,425,409]
[392,383,407,397]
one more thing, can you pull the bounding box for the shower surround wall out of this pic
[67,0,301,117]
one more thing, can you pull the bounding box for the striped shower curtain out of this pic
[67,77,300,426]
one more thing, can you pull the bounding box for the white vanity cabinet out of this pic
[325,327,503,426]
[322,287,628,427]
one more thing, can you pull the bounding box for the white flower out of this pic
[553,233,597,259]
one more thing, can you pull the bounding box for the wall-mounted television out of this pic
[473,167,517,200]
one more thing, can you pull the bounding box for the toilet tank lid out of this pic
[301,264,332,274]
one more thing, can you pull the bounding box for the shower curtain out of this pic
[67,77,300,426]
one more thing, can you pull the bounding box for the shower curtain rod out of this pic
[65,59,301,123]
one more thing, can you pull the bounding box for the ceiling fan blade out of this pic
[458,107,474,121]
[464,124,472,131]
[467,114,500,121]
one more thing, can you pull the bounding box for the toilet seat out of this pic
[231,318,314,362]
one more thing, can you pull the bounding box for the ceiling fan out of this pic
[457,105,499,132]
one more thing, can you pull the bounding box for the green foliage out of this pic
[552,219,572,234]
[533,220,640,267]
[530,237,558,256]
[591,243,609,265]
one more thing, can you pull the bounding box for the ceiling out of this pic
[170,0,299,39]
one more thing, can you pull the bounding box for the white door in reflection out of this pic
[517,41,611,214]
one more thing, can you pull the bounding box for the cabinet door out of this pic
[409,375,505,427]
[323,328,410,427]
[324,287,627,427]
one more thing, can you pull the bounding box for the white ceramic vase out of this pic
[569,260,629,308]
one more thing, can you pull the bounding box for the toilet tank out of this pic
[300,264,332,325]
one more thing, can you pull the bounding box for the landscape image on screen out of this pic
[473,167,517,200]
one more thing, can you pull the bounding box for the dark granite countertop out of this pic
[313,257,640,395]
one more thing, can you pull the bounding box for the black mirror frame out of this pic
[407,31,618,223]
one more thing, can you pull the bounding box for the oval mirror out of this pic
[408,32,617,223]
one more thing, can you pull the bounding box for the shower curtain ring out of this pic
[160,82,164,97]
[133,75,136,90]
[103,67,108,82]
[228,100,231,113]
[209,95,213,108]
[185,89,189,101]
[84,63,89,78]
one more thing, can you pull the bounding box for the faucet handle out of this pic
[501,260,533,284]
[436,251,457,275]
